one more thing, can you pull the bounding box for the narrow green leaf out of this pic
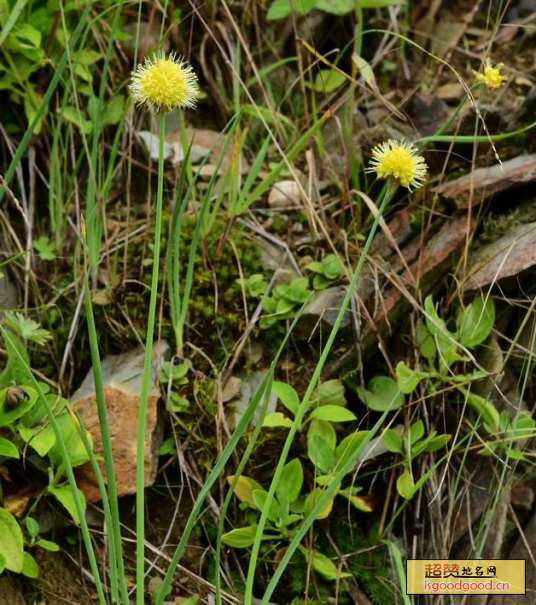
[309,405,356,422]
[0,507,24,572]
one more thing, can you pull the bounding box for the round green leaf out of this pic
[356,376,404,412]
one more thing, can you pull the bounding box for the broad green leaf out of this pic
[424,297,461,370]
[457,296,495,348]
[25,516,39,539]
[4,312,51,345]
[314,475,335,486]
[382,429,402,453]
[75,49,102,65]
[0,507,24,572]
[272,381,299,416]
[315,379,346,406]
[304,488,333,519]
[352,53,375,86]
[276,297,295,315]
[316,0,403,13]
[423,434,451,452]
[308,419,336,451]
[227,475,263,509]
[48,485,86,525]
[305,260,324,274]
[266,0,315,19]
[49,413,92,468]
[338,487,373,512]
[58,106,92,134]
[322,255,343,279]
[262,412,293,428]
[461,389,500,433]
[310,70,346,93]
[280,513,302,528]
[299,546,351,581]
[395,361,428,394]
[0,333,30,387]
[101,95,125,127]
[307,434,334,473]
[0,437,19,458]
[277,458,303,505]
[416,320,436,360]
[334,431,370,470]
[21,551,38,578]
[409,420,425,446]
[309,405,356,422]
[33,235,55,261]
[511,413,536,438]
[252,489,279,523]
[18,423,56,456]
[355,376,404,412]
[36,539,60,552]
[221,526,256,548]
[286,277,310,303]
[0,553,5,574]
[396,469,415,500]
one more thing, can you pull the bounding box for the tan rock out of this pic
[268,180,301,208]
[72,342,168,502]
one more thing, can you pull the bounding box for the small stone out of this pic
[298,286,353,339]
[268,180,301,208]
[222,376,242,403]
[228,369,277,429]
[72,341,168,502]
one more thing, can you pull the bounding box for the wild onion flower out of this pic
[473,60,506,90]
[129,51,199,113]
[367,139,427,190]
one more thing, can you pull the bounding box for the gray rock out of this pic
[298,286,353,339]
[228,369,277,429]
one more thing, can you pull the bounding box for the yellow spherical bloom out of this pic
[129,52,199,113]
[473,60,506,90]
[367,139,427,190]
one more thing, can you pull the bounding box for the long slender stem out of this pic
[135,112,166,605]
[243,182,397,605]
[82,230,130,605]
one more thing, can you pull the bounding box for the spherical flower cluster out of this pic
[367,139,428,190]
[473,60,507,91]
[129,52,199,113]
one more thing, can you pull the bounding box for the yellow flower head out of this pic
[473,60,506,90]
[129,52,199,113]
[367,139,427,190]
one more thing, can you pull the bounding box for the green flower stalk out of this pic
[129,52,199,605]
